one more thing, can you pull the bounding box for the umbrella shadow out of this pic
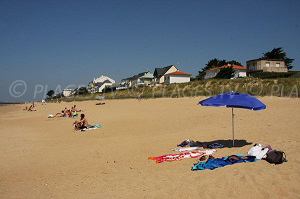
[202,139,252,148]
[188,139,252,148]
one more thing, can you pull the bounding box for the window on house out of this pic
[276,63,280,67]
[265,62,270,67]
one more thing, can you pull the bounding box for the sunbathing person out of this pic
[28,105,36,111]
[66,110,73,118]
[72,105,81,112]
[54,111,64,117]
[74,114,88,130]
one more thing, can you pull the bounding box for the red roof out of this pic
[165,71,191,76]
[206,64,246,72]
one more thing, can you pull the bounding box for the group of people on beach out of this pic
[54,105,81,118]
[47,104,90,131]
[52,105,89,130]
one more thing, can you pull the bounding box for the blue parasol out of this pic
[199,92,266,147]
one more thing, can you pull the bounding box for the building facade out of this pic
[153,65,178,84]
[164,71,191,84]
[204,64,247,79]
[88,75,115,93]
[246,59,287,73]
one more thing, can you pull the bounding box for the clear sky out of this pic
[1,0,300,102]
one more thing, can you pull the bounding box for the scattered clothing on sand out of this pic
[172,147,204,152]
[191,154,257,171]
[149,149,216,164]
[247,143,271,159]
[177,139,190,147]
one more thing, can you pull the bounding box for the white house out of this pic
[62,89,72,97]
[204,64,247,79]
[88,75,115,93]
[164,71,191,84]
[153,65,178,84]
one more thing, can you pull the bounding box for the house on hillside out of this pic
[119,77,131,89]
[62,89,72,97]
[246,58,287,74]
[204,64,247,79]
[88,75,115,93]
[120,71,154,88]
[131,71,154,87]
[164,71,191,84]
[153,65,178,84]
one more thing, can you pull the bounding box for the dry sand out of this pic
[0,97,300,199]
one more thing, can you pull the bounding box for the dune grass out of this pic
[58,78,300,102]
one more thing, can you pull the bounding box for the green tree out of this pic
[196,58,241,80]
[202,58,227,71]
[261,47,294,70]
[46,90,55,98]
[214,67,235,79]
[227,60,242,66]
[76,87,88,95]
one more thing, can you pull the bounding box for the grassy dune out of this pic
[60,78,300,101]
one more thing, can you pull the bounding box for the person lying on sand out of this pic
[54,111,64,117]
[74,114,88,130]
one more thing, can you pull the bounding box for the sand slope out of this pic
[0,97,299,199]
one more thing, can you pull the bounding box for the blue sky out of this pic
[1,0,300,102]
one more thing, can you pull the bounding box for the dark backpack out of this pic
[265,150,287,164]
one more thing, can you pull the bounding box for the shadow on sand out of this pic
[190,139,252,148]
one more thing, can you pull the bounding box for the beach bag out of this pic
[265,150,287,164]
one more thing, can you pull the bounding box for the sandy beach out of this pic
[0,97,300,199]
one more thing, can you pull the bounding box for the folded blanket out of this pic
[149,149,216,164]
[191,154,257,171]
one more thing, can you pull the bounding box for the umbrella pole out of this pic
[232,108,235,147]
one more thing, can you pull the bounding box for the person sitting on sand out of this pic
[28,105,36,111]
[74,114,88,130]
[72,105,81,112]
[65,109,73,118]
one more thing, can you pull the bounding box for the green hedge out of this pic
[250,71,297,79]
